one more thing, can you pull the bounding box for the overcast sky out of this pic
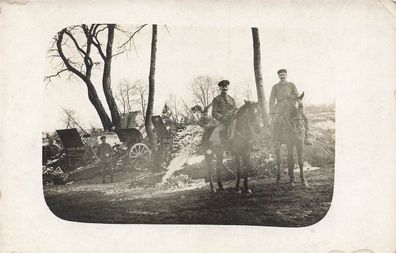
[43,1,395,132]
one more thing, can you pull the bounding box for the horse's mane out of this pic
[235,102,251,119]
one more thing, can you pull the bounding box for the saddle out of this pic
[202,119,237,148]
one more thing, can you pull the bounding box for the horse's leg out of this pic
[287,144,295,187]
[297,142,309,187]
[216,150,224,191]
[242,153,252,194]
[205,152,216,193]
[275,145,281,185]
[235,154,242,193]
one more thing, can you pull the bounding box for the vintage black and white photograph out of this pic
[42,24,335,226]
[2,0,396,252]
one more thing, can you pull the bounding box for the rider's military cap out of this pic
[218,80,230,87]
[277,69,287,75]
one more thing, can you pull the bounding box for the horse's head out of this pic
[290,92,306,135]
[297,92,304,110]
[241,100,263,134]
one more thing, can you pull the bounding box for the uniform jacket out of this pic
[211,94,237,122]
[97,142,113,162]
[269,81,299,116]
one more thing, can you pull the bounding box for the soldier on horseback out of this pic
[211,79,238,145]
[269,69,312,145]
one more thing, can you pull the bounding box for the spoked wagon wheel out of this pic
[129,143,151,171]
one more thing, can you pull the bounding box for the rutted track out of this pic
[44,167,333,226]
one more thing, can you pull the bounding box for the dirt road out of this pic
[44,167,333,226]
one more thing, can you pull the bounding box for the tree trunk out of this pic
[102,24,121,129]
[146,24,161,170]
[86,80,114,130]
[56,28,113,131]
[146,24,158,151]
[140,93,146,121]
[252,27,270,126]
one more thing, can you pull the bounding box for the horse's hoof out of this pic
[235,189,242,194]
[302,182,310,188]
[246,189,253,194]
[290,182,296,188]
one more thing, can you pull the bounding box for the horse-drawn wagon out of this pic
[112,128,151,171]
[51,127,152,173]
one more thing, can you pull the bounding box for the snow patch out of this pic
[161,125,204,184]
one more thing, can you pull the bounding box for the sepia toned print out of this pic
[42,24,335,226]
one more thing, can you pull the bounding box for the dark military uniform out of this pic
[97,142,114,183]
[211,94,237,143]
[269,81,310,142]
[269,81,299,116]
[212,94,237,123]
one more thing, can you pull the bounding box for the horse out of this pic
[273,92,309,188]
[202,101,263,193]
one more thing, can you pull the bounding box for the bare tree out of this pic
[61,108,88,134]
[115,79,148,119]
[191,75,218,112]
[135,80,148,120]
[45,24,147,130]
[232,84,254,105]
[243,84,254,101]
[252,27,270,126]
[116,80,133,114]
[62,108,77,129]
[165,94,184,123]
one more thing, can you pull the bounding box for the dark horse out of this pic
[274,92,309,188]
[202,101,262,193]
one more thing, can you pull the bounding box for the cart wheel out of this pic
[129,143,151,171]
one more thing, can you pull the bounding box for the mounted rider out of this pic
[211,80,238,145]
[269,69,312,145]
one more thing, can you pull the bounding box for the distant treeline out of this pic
[304,104,335,113]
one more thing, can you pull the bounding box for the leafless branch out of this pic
[112,49,126,58]
[95,24,108,37]
[56,28,87,81]
[91,24,106,60]
[61,107,88,134]
[163,24,170,34]
[44,68,68,83]
[118,24,147,49]
[64,30,87,59]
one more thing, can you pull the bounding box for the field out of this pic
[44,111,335,226]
